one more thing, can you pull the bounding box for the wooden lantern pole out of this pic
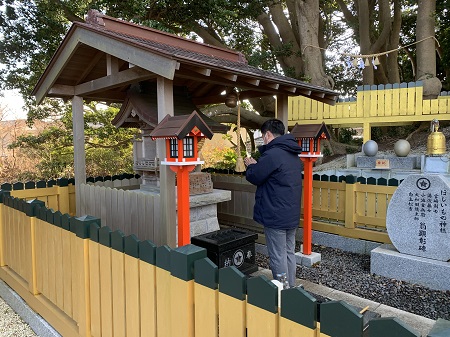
[235,92,246,173]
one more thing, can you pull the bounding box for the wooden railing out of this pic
[0,192,424,337]
[288,82,450,142]
[79,183,163,244]
[212,174,398,244]
[0,175,142,217]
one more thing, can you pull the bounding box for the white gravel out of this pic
[0,296,36,337]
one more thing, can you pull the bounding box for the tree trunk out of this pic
[296,0,334,88]
[416,0,441,98]
[357,0,374,84]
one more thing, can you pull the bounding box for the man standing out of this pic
[244,119,302,288]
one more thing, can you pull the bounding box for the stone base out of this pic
[421,155,450,173]
[296,230,380,255]
[356,155,419,170]
[371,244,450,291]
[295,247,321,267]
[428,319,450,337]
[139,188,231,239]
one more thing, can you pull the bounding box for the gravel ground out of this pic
[0,296,36,337]
[256,244,450,321]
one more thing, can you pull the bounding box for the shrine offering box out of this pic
[191,228,258,275]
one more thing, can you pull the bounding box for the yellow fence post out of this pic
[72,215,101,337]
[345,178,357,229]
[170,245,207,337]
[24,199,45,295]
[0,190,10,267]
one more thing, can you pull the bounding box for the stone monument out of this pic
[386,174,449,261]
[371,174,450,290]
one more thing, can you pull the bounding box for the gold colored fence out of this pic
[212,174,397,243]
[0,193,423,337]
[289,82,450,142]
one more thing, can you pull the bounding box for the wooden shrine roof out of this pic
[150,111,214,140]
[290,122,330,139]
[32,10,338,106]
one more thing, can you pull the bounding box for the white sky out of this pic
[0,89,27,121]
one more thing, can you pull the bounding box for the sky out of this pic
[0,89,27,120]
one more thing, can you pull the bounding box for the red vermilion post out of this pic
[300,157,317,255]
[171,164,196,246]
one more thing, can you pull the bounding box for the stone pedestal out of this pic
[356,155,419,170]
[140,187,231,238]
[371,244,450,290]
[421,155,450,173]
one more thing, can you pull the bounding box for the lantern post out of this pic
[291,123,330,255]
[150,111,214,246]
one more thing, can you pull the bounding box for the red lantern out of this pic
[290,122,330,255]
[150,111,213,246]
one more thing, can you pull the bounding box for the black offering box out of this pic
[191,228,258,274]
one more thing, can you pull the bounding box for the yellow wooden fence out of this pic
[212,174,397,243]
[289,82,450,142]
[0,193,423,337]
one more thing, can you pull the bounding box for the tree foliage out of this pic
[1,0,449,177]
[8,103,137,179]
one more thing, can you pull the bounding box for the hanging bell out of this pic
[225,88,238,108]
[352,58,359,67]
[373,56,380,65]
[427,119,447,156]
[364,58,370,66]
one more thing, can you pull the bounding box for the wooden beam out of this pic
[213,72,238,82]
[34,33,81,104]
[48,84,75,96]
[240,78,260,86]
[74,66,155,96]
[79,28,177,79]
[72,95,86,216]
[156,76,176,247]
[280,85,297,93]
[276,94,289,132]
[106,54,119,75]
[75,50,104,85]
[187,65,211,77]
[192,89,274,105]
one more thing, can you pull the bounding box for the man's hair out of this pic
[261,119,285,136]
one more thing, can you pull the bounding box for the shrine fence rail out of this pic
[288,81,450,142]
[212,173,398,244]
[0,175,141,217]
[0,191,422,337]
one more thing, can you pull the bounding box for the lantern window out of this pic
[183,137,194,158]
[302,138,310,152]
[170,139,178,158]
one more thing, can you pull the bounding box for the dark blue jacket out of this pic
[246,134,302,229]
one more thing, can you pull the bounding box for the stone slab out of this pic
[356,156,418,169]
[371,244,450,290]
[386,174,450,261]
[295,250,321,267]
[296,230,380,255]
[422,156,450,173]
[428,318,450,337]
[0,280,61,337]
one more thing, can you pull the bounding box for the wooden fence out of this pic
[0,175,142,218]
[289,82,450,142]
[79,183,162,244]
[0,191,423,337]
[212,173,398,244]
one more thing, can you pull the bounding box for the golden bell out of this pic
[427,132,447,156]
